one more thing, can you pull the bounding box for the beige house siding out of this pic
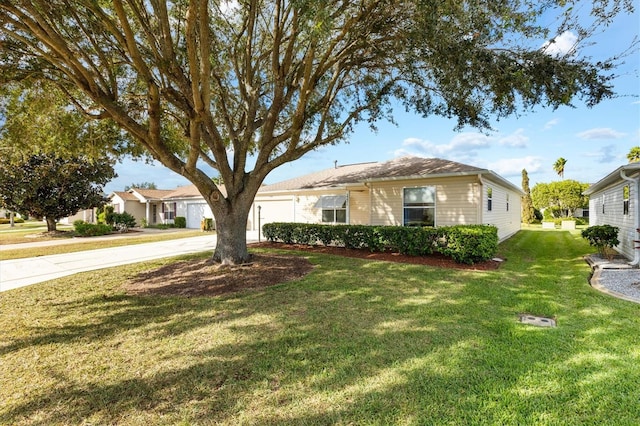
[255,189,370,228]
[588,181,637,260]
[110,196,148,225]
[369,176,480,227]
[348,189,370,225]
[294,193,325,223]
[252,195,295,230]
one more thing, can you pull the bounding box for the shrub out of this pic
[113,212,136,228]
[174,216,187,228]
[0,217,25,224]
[581,225,619,259]
[98,205,115,225]
[438,225,498,264]
[73,220,112,237]
[262,223,498,263]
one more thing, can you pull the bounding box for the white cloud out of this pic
[577,127,627,140]
[498,128,528,148]
[541,31,578,57]
[401,132,491,157]
[543,119,560,130]
[487,156,543,177]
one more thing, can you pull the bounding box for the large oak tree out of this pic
[0,0,633,264]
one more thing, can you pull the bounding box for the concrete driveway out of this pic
[0,232,259,292]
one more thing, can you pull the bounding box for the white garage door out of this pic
[186,203,213,229]
[255,199,294,228]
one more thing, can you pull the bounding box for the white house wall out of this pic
[174,200,214,229]
[481,179,522,241]
[588,181,637,260]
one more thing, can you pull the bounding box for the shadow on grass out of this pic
[1,230,638,424]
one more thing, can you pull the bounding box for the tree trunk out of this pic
[45,217,57,232]
[212,206,251,265]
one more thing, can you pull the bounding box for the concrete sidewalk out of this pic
[0,232,259,292]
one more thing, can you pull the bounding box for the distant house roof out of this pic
[130,188,176,200]
[166,184,204,198]
[111,191,139,201]
[260,156,521,194]
[584,163,640,195]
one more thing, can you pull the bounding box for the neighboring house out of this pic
[107,156,524,242]
[59,208,97,225]
[584,163,640,265]
[110,188,180,226]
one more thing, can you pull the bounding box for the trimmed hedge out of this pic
[262,223,498,264]
[0,217,25,224]
[174,216,187,228]
[73,220,113,237]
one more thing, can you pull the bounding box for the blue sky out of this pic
[105,7,639,194]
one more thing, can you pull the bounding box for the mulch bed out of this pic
[123,242,502,298]
[251,241,503,271]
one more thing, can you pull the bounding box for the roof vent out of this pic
[334,160,338,169]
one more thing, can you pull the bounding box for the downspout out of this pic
[477,174,485,225]
[620,169,640,266]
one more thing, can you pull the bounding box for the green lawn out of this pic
[1,229,638,425]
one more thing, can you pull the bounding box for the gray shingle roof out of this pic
[260,156,486,192]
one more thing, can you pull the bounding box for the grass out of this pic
[0,228,205,260]
[1,229,638,425]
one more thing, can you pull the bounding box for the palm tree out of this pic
[553,157,567,179]
[627,146,640,163]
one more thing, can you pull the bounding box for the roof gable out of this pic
[110,191,138,201]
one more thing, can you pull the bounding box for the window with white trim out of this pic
[403,186,435,227]
[623,185,630,215]
[487,187,493,212]
[163,202,176,220]
[315,195,347,223]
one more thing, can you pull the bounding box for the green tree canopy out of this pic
[0,154,116,231]
[627,146,640,163]
[531,180,590,218]
[124,182,158,191]
[553,157,567,179]
[0,1,633,264]
[0,81,139,163]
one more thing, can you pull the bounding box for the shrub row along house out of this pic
[109,156,523,242]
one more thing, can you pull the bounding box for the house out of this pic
[109,156,524,241]
[250,156,523,241]
[584,163,640,265]
[110,188,184,227]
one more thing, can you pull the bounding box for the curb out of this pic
[585,255,640,304]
